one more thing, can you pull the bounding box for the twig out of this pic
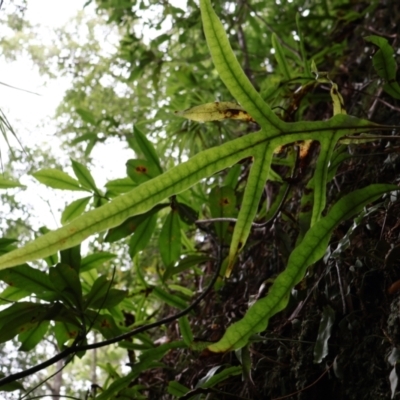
[0,256,223,387]
[271,363,333,400]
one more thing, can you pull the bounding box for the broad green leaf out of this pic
[76,107,97,125]
[0,286,30,305]
[131,125,162,174]
[208,184,397,352]
[38,226,58,266]
[80,252,117,272]
[176,202,199,225]
[0,115,390,272]
[126,159,160,184]
[167,381,190,397]
[178,316,193,346]
[50,264,83,310]
[296,13,312,77]
[159,209,181,267]
[53,321,79,348]
[71,159,98,192]
[0,238,17,249]
[18,320,49,351]
[163,254,210,281]
[105,177,136,194]
[105,204,165,243]
[61,196,91,225]
[0,302,57,343]
[200,0,284,130]
[365,35,400,99]
[84,275,111,310]
[227,143,272,275]
[152,286,187,310]
[168,284,193,297]
[271,33,292,80]
[32,169,87,191]
[0,264,54,297]
[129,213,158,258]
[0,178,25,189]
[209,185,237,242]
[95,371,138,400]
[223,164,241,188]
[89,288,127,310]
[139,340,186,364]
[60,245,81,272]
[89,312,124,339]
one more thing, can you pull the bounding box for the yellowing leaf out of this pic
[174,101,255,123]
[330,83,347,115]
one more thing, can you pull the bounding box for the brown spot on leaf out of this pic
[135,166,148,174]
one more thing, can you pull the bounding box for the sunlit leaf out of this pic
[32,169,87,191]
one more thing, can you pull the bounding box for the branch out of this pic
[0,257,223,388]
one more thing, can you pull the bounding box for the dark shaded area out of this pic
[135,1,400,399]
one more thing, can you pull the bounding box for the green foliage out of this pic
[0,0,399,398]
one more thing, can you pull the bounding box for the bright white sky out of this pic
[1,0,133,230]
[1,0,187,231]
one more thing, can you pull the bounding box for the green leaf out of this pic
[131,125,162,174]
[89,288,127,309]
[49,263,83,310]
[208,184,397,352]
[71,159,98,192]
[152,286,188,310]
[163,254,210,281]
[159,209,181,267]
[227,143,272,274]
[209,185,237,242]
[365,35,400,99]
[32,169,87,191]
[167,381,190,397]
[176,202,199,225]
[84,275,112,310]
[198,365,242,388]
[105,204,165,243]
[95,371,138,400]
[61,196,91,224]
[178,316,194,346]
[76,107,97,125]
[0,286,30,305]
[0,115,389,272]
[271,33,292,80]
[18,320,49,351]
[313,305,335,363]
[223,164,241,188]
[126,159,160,184]
[53,321,79,348]
[129,212,158,258]
[0,264,55,299]
[296,13,312,77]
[90,313,123,339]
[0,302,57,343]
[200,0,284,130]
[80,252,117,273]
[0,178,25,189]
[60,245,81,271]
[0,238,18,249]
[139,340,186,364]
[105,177,136,194]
